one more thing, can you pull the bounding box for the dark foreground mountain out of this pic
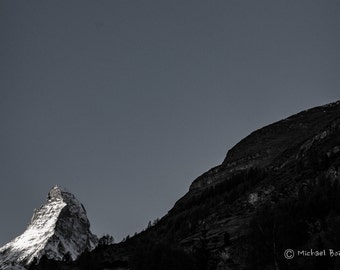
[0,186,98,270]
[4,100,340,270]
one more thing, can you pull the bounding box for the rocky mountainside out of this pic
[8,100,340,270]
[0,186,98,270]
[191,100,340,191]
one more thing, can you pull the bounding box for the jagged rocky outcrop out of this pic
[0,186,98,269]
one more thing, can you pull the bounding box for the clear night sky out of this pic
[1,1,339,245]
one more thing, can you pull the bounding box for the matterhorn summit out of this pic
[0,186,98,269]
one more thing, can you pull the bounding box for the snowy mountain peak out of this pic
[47,185,64,199]
[0,186,98,269]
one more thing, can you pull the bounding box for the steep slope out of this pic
[29,100,340,270]
[191,100,340,190]
[0,186,97,269]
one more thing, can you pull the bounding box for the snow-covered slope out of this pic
[0,186,98,269]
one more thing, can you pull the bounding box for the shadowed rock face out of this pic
[0,186,97,269]
[125,100,340,269]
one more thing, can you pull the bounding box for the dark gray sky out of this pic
[1,0,339,245]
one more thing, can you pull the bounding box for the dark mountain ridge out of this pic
[191,101,340,191]
[13,101,340,270]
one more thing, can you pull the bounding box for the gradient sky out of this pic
[1,1,339,245]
